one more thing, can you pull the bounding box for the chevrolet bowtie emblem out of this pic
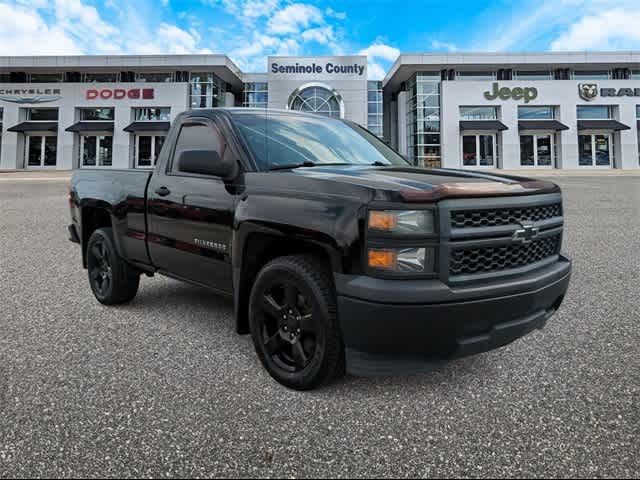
[512,224,539,244]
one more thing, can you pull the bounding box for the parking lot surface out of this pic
[0,177,638,478]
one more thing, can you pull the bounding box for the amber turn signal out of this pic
[368,211,398,231]
[368,249,397,269]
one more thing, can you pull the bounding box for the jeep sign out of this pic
[484,83,538,103]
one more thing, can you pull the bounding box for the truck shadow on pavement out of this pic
[123,279,494,393]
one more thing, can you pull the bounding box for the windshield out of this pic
[231,110,409,170]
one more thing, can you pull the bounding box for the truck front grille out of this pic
[449,234,562,276]
[451,203,562,229]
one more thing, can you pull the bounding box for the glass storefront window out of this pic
[134,107,171,121]
[83,72,119,83]
[462,136,477,166]
[514,71,552,80]
[518,106,555,119]
[289,85,343,118]
[577,105,613,119]
[520,135,535,166]
[579,134,612,167]
[27,108,59,121]
[80,108,115,121]
[26,135,57,167]
[521,134,554,167]
[462,134,495,167]
[407,72,441,167]
[243,82,269,108]
[573,70,611,80]
[191,72,225,108]
[456,71,496,81]
[136,135,165,168]
[136,72,174,83]
[460,106,498,120]
[537,135,553,166]
[29,73,63,83]
[81,135,113,167]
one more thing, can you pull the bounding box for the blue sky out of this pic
[1,0,639,78]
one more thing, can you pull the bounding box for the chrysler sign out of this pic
[0,88,62,104]
[579,83,640,101]
[86,88,155,100]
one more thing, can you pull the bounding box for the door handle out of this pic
[155,186,171,197]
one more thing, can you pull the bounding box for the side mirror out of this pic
[178,150,238,179]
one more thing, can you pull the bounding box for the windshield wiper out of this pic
[268,161,352,171]
[369,161,390,167]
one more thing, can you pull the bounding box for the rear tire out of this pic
[249,255,345,391]
[86,228,140,305]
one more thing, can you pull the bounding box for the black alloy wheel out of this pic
[249,255,345,390]
[88,239,113,298]
[258,279,321,372]
[86,228,140,305]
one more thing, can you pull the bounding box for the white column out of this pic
[0,104,19,169]
[440,84,459,168]
[225,91,235,107]
[619,104,639,169]
[112,106,131,169]
[397,91,407,156]
[57,104,76,170]
[558,105,579,169]
[500,103,520,169]
[389,100,397,149]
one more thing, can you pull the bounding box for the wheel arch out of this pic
[233,227,340,335]
[80,206,114,268]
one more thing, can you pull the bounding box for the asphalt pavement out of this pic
[0,177,638,478]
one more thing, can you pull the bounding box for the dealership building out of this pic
[1,51,639,171]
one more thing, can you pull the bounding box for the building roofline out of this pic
[383,50,640,89]
[0,54,244,87]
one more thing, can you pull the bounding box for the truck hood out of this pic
[288,166,560,202]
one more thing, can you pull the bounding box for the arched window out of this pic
[287,83,344,118]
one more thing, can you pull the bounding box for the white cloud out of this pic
[551,9,640,50]
[267,3,323,35]
[359,41,400,79]
[325,7,346,20]
[0,0,215,57]
[367,62,386,80]
[135,24,212,55]
[0,3,82,55]
[301,26,335,45]
[243,0,279,18]
[431,40,458,52]
[359,42,400,62]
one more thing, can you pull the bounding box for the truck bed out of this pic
[71,168,154,267]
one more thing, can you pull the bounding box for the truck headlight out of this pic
[368,247,435,273]
[368,210,435,235]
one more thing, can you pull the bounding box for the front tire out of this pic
[86,228,140,305]
[249,255,345,390]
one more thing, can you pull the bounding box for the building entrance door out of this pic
[462,133,497,168]
[520,133,555,168]
[26,135,57,168]
[578,133,612,168]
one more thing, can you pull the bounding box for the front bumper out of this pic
[335,255,571,376]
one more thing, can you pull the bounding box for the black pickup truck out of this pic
[69,108,571,390]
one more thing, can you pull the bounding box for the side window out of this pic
[171,122,225,175]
